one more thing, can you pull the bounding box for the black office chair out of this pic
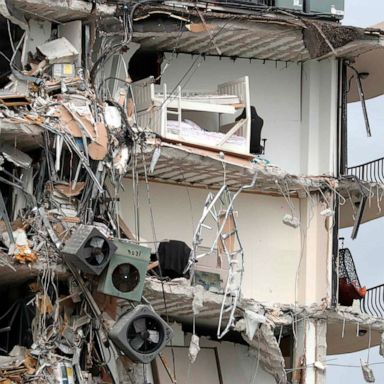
[236,106,265,155]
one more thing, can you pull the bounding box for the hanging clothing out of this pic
[157,240,191,279]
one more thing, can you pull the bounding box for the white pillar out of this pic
[297,193,333,306]
[292,318,327,384]
[300,59,338,176]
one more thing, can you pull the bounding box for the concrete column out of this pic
[58,21,82,68]
[292,318,327,384]
[22,19,51,66]
[300,59,338,176]
[297,193,333,306]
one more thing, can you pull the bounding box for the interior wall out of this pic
[300,59,338,176]
[119,180,303,304]
[210,339,276,384]
[153,333,276,384]
[296,195,333,306]
[105,51,338,177]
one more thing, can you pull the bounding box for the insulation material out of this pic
[113,146,130,175]
[13,228,37,263]
[361,361,375,383]
[282,214,300,228]
[192,285,205,315]
[104,106,122,130]
[244,310,266,340]
[380,333,384,357]
[149,147,161,174]
[188,334,200,364]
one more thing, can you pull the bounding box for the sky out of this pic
[328,1,384,383]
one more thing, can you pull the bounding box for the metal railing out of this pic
[347,156,384,183]
[360,284,384,318]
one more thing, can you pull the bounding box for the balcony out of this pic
[361,284,384,318]
[347,156,384,183]
[339,158,384,228]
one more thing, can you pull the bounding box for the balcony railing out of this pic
[347,156,384,183]
[360,284,384,318]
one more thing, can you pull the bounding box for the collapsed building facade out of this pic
[0,0,384,382]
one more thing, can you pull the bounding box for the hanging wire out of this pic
[367,325,372,363]
[275,179,296,216]
[90,0,167,88]
[7,19,15,53]
[140,149,178,379]
[324,179,346,206]
[140,149,161,276]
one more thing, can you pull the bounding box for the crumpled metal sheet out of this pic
[37,37,79,64]
[0,143,32,168]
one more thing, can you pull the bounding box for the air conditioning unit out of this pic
[61,225,117,275]
[109,305,173,364]
[274,0,303,11]
[305,0,344,19]
[98,240,150,302]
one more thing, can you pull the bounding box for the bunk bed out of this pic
[132,76,251,155]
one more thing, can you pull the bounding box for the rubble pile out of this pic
[0,25,157,383]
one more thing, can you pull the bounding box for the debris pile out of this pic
[0,28,163,382]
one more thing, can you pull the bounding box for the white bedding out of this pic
[155,93,240,105]
[167,119,246,147]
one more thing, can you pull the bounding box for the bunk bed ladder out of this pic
[184,174,257,339]
[216,206,244,339]
[164,84,182,133]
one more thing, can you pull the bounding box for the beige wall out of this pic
[154,334,276,384]
[296,195,333,306]
[119,180,332,305]
[300,59,338,177]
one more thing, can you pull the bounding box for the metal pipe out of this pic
[348,65,371,137]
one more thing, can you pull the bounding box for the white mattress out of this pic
[167,120,246,147]
[155,94,240,105]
